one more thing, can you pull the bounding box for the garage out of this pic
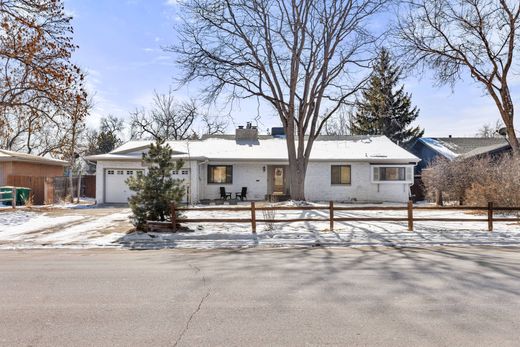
[104,168,190,204]
[104,169,144,204]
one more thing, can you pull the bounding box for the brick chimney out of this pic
[235,122,258,141]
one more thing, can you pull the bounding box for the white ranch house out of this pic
[86,127,420,204]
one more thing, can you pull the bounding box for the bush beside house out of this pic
[423,154,520,207]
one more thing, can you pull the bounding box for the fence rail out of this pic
[161,201,520,233]
[0,187,16,208]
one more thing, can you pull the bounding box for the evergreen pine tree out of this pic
[127,140,185,230]
[351,48,424,147]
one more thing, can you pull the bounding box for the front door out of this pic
[273,167,285,193]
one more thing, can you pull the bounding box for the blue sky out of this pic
[66,0,517,137]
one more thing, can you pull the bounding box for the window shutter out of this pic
[373,167,379,181]
[406,167,413,182]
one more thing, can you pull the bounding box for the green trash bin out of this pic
[16,187,32,205]
[0,186,31,206]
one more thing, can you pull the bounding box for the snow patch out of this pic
[420,138,459,160]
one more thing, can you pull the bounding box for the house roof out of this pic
[0,149,68,166]
[418,137,510,160]
[86,135,419,163]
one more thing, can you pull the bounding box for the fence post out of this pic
[171,202,177,232]
[11,187,16,209]
[329,201,334,231]
[488,201,493,232]
[251,202,256,234]
[407,200,413,231]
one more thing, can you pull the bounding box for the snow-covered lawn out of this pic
[0,207,133,249]
[0,202,519,249]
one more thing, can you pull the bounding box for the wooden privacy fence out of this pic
[5,175,96,205]
[168,201,520,233]
[6,176,48,205]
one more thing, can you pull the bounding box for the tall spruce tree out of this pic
[127,140,185,230]
[351,48,424,147]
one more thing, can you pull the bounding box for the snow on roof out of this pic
[0,149,68,166]
[419,137,511,160]
[86,135,419,162]
[419,138,459,160]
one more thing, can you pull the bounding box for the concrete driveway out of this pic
[1,247,520,346]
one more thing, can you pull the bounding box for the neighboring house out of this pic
[86,126,420,204]
[410,137,511,174]
[0,149,67,186]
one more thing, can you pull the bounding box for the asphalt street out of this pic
[1,247,520,346]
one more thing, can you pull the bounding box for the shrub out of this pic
[127,140,185,230]
[423,154,520,207]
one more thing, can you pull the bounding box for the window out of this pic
[116,170,124,175]
[372,166,413,182]
[107,170,114,175]
[172,170,179,175]
[181,170,189,175]
[208,165,233,184]
[126,170,133,175]
[331,165,351,185]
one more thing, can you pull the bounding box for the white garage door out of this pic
[172,169,190,203]
[105,169,144,204]
[105,168,191,204]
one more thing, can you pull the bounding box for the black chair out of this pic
[235,187,247,201]
[220,187,232,200]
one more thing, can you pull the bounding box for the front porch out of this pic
[196,162,292,202]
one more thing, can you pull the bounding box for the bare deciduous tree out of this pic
[322,106,353,136]
[130,89,198,141]
[476,120,504,138]
[200,114,228,136]
[398,0,520,153]
[173,0,386,200]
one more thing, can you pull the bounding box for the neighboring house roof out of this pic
[418,137,510,160]
[86,135,420,163]
[0,149,68,166]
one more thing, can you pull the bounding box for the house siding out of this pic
[94,159,413,204]
[305,162,411,202]
[0,161,64,186]
[199,162,268,200]
[409,140,442,174]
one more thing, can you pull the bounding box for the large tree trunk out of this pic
[497,90,520,155]
[502,110,520,155]
[285,114,307,201]
[288,157,307,201]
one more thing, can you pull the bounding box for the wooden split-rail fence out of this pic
[158,201,520,233]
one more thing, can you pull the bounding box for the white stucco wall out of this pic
[199,162,268,200]
[304,162,411,203]
[95,159,412,204]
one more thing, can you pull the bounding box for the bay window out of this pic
[372,166,413,183]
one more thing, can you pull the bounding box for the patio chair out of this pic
[219,187,232,200]
[235,187,247,201]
